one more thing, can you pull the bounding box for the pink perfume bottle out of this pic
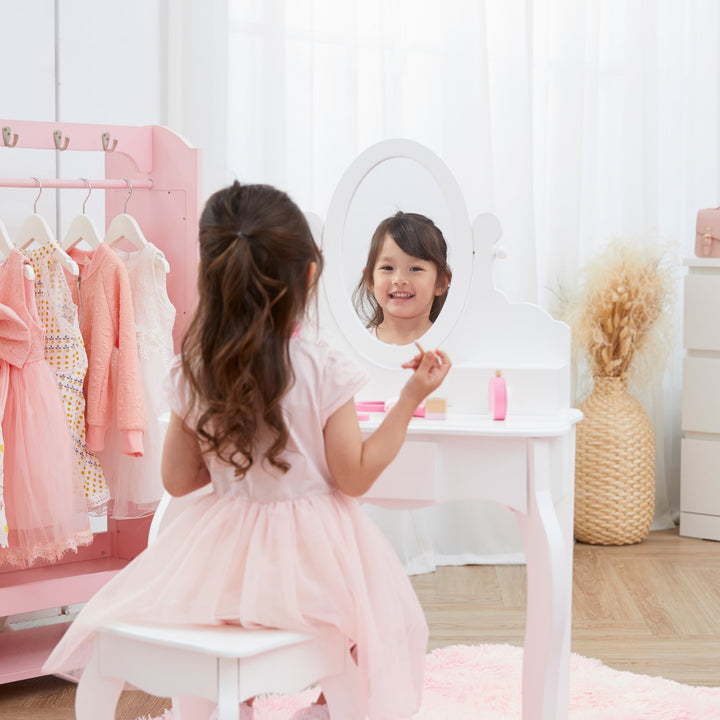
[488,369,507,421]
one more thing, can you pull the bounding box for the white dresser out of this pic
[680,258,720,540]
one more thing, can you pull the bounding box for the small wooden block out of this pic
[425,397,447,419]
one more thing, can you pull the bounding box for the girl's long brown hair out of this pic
[180,182,323,478]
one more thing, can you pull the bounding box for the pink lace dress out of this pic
[44,338,427,719]
[0,249,92,567]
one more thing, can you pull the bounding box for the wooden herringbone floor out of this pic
[416,527,720,685]
[1,528,718,719]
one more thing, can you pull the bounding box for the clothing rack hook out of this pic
[32,177,43,214]
[122,177,133,213]
[81,178,92,214]
[102,131,118,153]
[53,129,70,151]
[2,126,19,148]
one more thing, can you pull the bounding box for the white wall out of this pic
[0,0,166,237]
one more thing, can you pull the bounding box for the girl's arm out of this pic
[161,411,212,496]
[324,349,451,497]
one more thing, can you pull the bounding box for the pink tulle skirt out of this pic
[44,489,427,720]
[0,359,91,567]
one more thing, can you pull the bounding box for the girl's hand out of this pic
[400,348,451,404]
[400,347,448,371]
[400,351,424,372]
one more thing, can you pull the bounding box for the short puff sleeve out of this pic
[164,355,194,422]
[0,304,31,368]
[318,346,370,427]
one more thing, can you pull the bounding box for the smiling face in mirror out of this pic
[353,212,452,346]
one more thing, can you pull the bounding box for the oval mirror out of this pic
[322,139,473,368]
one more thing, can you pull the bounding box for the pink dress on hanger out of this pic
[99,242,175,518]
[44,338,427,720]
[25,240,110,514]
[0,249,92,567]
[0,303,32,549]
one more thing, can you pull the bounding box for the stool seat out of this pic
[76,621,363,720]
[101,621,330,659]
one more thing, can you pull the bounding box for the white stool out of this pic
[75,490,365,719]
[75,620,363,719]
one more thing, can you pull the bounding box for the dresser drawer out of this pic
[684,273,720,350]
[682,356,720,433]
[680,437,720,515]
[362,441,436,506]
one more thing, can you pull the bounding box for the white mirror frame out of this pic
[322,139,473,369]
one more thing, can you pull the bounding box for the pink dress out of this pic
[0,249,92,567]
[0,303,32,549]
[44,338,427,719]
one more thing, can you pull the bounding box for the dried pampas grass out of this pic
[562,239,677,389]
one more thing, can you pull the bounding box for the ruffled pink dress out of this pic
[0,249,92,567]
[44,338,427,719]
[0,303,32,549]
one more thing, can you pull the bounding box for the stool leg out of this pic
[321,645,366,720]
[217,657,241,720]
[173,695,217,720]
[75,650,124,720]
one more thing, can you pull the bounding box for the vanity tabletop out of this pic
[359,409,583,438]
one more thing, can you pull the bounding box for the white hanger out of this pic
[16,179,79,276]
[62,178,102,251]
[2,219,35,280]
[105,212,148,250]
[0,218,14,258]
[105,178,170,273]
[18,214,79,276]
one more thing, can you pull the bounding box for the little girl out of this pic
[353,211,452,346]
[43,182,451,720]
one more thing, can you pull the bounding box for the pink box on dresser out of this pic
[695,208,720,257]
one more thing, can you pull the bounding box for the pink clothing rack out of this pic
[2,120,154,172]
[0,178,153,190]
[0,119,201,684]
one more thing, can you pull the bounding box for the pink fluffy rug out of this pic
[137,643,720,720]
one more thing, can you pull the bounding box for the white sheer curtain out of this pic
[221,0,538,305]
[169,0,720,568]
[532,0,720,531]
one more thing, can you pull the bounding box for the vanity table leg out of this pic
[75,648,125,720]
[515,436,574,720]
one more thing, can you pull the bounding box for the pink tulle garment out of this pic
[0,249,91,567]
[44,339,427,719]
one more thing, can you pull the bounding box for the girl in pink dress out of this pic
[44,183,451,719]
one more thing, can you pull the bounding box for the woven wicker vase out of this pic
[574,376,655,545]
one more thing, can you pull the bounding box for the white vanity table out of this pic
[359,412,580,720]
[312,139,582,720]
